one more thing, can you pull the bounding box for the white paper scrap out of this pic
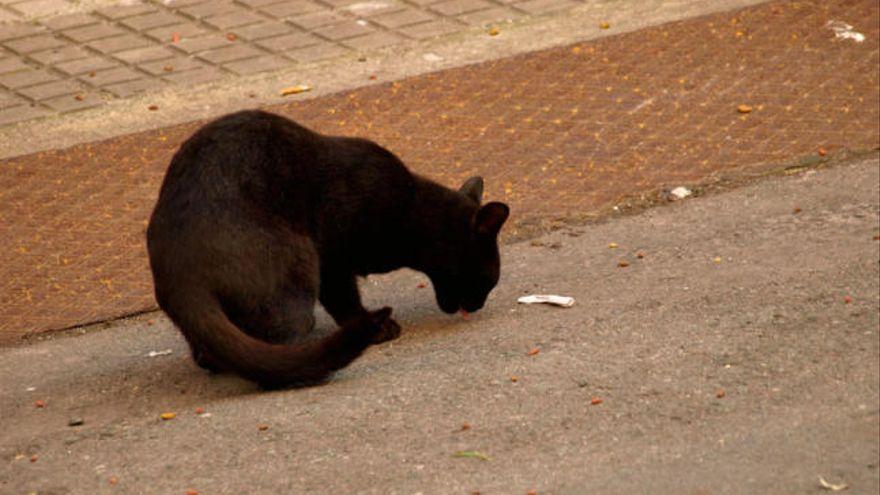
[517,295,575,307]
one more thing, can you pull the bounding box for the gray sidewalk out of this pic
[2,154,877,494]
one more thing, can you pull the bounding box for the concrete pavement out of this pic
[2,154,877,494]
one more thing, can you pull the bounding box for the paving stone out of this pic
[398,18,460,39]
[0,22,45,42]
[0,103,50,125]
[29,44,89,65]
[0,10,19,24]
[237,0,288,6]
[63,23,126,43]
[229,21,292,41]
[203,10,265,30]
[0,56,29,74]
[256,31,320,51]
[121,11,187,31]
[80,66,142,87]
[177,1,240,19]
[3,33,65,53]
[9,0,68,17]
[223,54,290,76]
[457,6,522,25]
[164,0,212,8]
[41,91,102,112]
[312,20,375,41]
[430,0,491,16]
[338,0,405,17]
[403,0,446,5]
[173,34,233,54]
[340,31,404,50]
[0,67,55,88]
[17,78,83,100]
[139,56,207,75]
[0,90,26,109]
[371,8,435,29]
[95,3,157,20]
[197,43,264,64]
[39,13,99,31]
[146,22,205,43]
[55,55,118,75]
[161,66,224,85]
[103,77,165,98]
[512,0,579,15]
[87,34,151,54]
[289,11,346,30]
[258,1,324,18]
[285,42,349,62]
[113,45,176,64]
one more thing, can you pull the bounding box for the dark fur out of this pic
[146,110,509,388]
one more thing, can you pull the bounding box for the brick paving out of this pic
[0,0,878,343]
[0,0,604,126]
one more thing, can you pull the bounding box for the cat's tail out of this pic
[172,295,388,389]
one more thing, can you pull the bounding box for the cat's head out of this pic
[425,176,510,315]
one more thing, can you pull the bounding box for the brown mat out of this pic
[1,0,877,343]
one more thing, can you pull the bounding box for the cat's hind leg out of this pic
[319,268,401,344]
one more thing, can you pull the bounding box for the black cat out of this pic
[146,110,509,388]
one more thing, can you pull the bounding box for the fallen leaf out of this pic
[818,476,848,491]
[195,407,205,415]
[608,242,618,248]
[460,422,471,431]
[737,104,753,113]
[599,22,610,29]
[453,450,491,461]
[148,105,159,111]
[186,490,199,495]
[30,455,38,463]
[636,252,645,259]
[416,282,427,289]
[527,491,538,495]
[163,65,173,72]
[509,375,518,382]
[713,256,722,263]
[618,260,630,267]
[280,85,311,96]
[527,347,540,356]
[226,33,237,41]
[109,476,118,485]
[590,397,603,405]
[843,295,852,304]
[35,400,45,408]
[258,424,269,431]
[488,26,500,36]
[160,412,176,420]
[369,74,377,80]
[74,94,84,101]
[817,147,827,156]
[88,71,96,77]
[716,388,726,398]
[793,207,802,214]
[171,33,180,43]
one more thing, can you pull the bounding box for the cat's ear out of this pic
[474,202,509,237]
[459,176,484,203]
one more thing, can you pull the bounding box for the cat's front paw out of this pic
[372,314,402,344]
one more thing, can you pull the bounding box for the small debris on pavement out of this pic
[280,85,311,96]
[843,295,852,304]
[148,105,159,111]
[147,319,155,326]
[171,33,180,43]
[826,20,865,43]
[163,65,173,72]
[195,407,205,415]
[416,282,427,288]
[147,349,172,357]
[258,424,269,431]
[818,476,849,491]
[713,256,722,263]
[517,295,575,307]
[460,422,471,431]
[88,71,96,77]
[460,309,470,320]
[35,399,45,408]
[636,251,645,259]
[737,104,753,113]
[608,242,618,248]
[793,207,802,214]
[599,22,610,29]
[618,260,630,267]
[160,412,177,420]
[669,186,692,200]
[527,347,540,356]
[74,94,84,101]
[109,476,118,485]
[874,235,880,241]
[30,455,38,463]
[369,74,377,80]
[527,490,537,495]
[68,417,84,427]
[716,388,726,398]
[423,53,443,62]
[26,387,35,392]
[186,490,199,495]
[226,33,237,41]
[488,26,500,36]
[817,147,827,156]
[590,397,603,405]
[510,375,518,382]
[453,450,491,461]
